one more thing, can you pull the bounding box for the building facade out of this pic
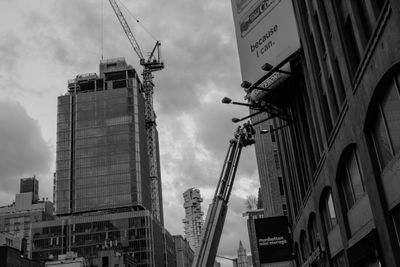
[173,235,194,267]
[249,0,400,266]
[55,58,152,215]
[252,113,288,217]
[242,209,263,267]
[0,179,54,256]
[182,188,204,252]
[29,210,166,266]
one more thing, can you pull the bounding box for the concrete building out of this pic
[164,229,178,267]
[252,114,288,217]
[245,0,400,266]
[182,188,204,252]
[88,249,137,267]
[242,210,263,267]
[45,251,87,267]
[173,235,194,267]
[0,179,54,256]
[0,231,22,250]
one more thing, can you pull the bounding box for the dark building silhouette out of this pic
[20,177,39,203]
[0,246,43,267]
[250,0,400,266]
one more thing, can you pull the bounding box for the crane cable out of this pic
[116,0,158,42]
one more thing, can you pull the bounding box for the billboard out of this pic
[231,0,300,87]
[254,216,292,264]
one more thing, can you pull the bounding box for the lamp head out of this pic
[241,80,252,89]
[260,129,270,134]
[232,118,241,123]
[262,63,273,71]
[221,97,232,104]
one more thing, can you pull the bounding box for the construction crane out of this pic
[109,0,164,221]
[192,122,255,267]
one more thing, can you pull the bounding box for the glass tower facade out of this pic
[30,210,167,266]
[29,58,173,266]
[55,58,151,215]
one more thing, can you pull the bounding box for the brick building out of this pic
[248,0,400,266]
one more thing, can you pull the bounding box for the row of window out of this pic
[289,61,400,266]
[296,79,400,263]
[287,0,389,218]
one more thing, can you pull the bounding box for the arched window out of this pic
[338,148,365,210]
[307,213,319,251]
[294,242,301,266]
[369,76,400,171]
[320,190,337,232]
[300,230,310,262]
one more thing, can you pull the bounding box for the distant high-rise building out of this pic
[236,240,250,267]
[182,188,204,252]
[20,176,39,203]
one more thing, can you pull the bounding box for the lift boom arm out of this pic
[192,122,255,267]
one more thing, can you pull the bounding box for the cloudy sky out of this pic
[0,0,260,264]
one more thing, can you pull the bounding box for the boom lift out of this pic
[192,122,256,267]
[109,0,164,221]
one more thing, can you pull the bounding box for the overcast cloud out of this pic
[0,1,260,264]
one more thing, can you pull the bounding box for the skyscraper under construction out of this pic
[30,58,173,266]
[55,58,158,216]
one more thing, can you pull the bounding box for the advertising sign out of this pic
[231,0,300,87]
[254,216,292,264]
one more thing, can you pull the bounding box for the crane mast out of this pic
[109,0,164,222]
[192,122,255,267]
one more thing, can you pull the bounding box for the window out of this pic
[300,231,311,262]
[270,125,276,142]
[344,17,361,75]
[308,214,319,251]
[102,256,109,267]
[340,149,365,210]
[5,238,13,247]
[370,79,400,170]
[332,252,347,267]
[273,150,280,169]
[321,190,338,232]
[278,177,285,196]
[392,204,400,248]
